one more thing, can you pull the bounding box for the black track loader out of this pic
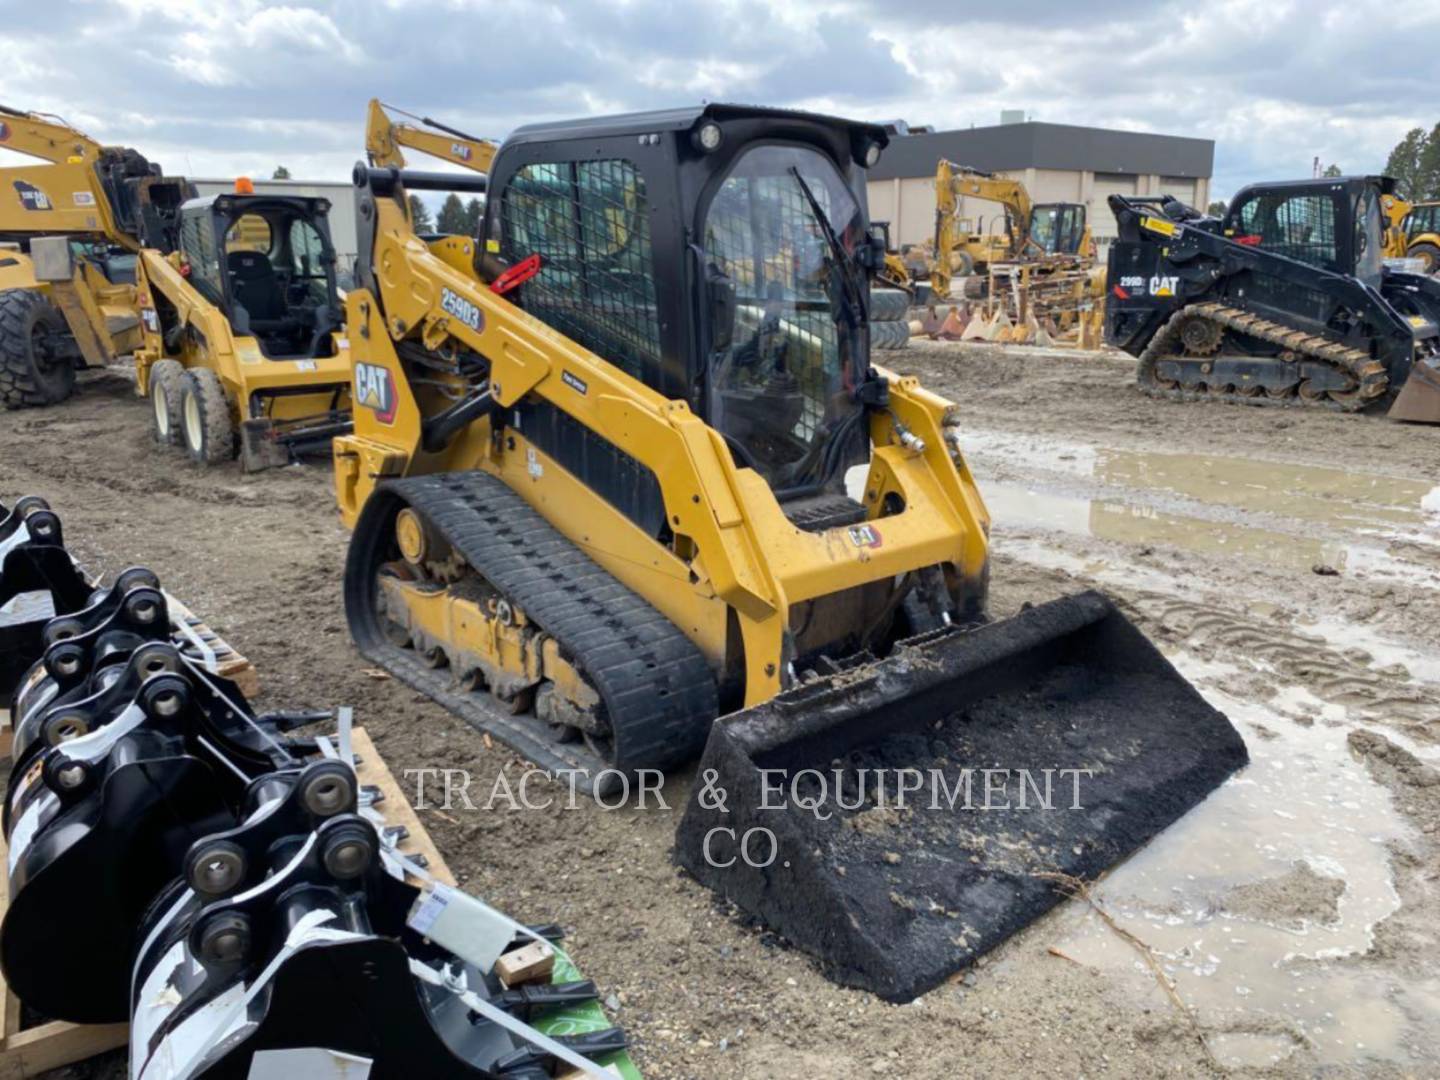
[1105,176,1440,422]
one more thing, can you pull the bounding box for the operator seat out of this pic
[227,251,287,322]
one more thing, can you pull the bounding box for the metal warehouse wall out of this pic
[866,120,1213,252]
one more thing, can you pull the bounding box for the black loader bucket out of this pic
[675,590,1247,1002]
[1387,352,1440,423]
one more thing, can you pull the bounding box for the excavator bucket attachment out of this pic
[1386,353,1440,423]
[676,591,1247,1002]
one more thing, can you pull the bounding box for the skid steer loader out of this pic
[1105,176,1440,422]
[129,180,354,468]
[335,103,1246,999]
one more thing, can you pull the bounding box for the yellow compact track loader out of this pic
[129,181,353,468]
[335,103,1246,1000]
[0,103,159,407]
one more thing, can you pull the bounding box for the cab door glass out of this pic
[1353,186,1383,286]
[178,208,224,305]
[289,219,330,302]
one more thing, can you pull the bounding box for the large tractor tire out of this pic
[870,287,910,322]
[872,319,910,351]
[149,360,185,446]
[1411,242,1440,275]
[0,289,77,409]
[179,368,235,465]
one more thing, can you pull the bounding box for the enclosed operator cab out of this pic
[474,105,893,522]
[1028,202,1088,257]
[173,193,344,360]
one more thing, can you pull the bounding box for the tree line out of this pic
[1384,124,1440,201]
[407,193,485,236]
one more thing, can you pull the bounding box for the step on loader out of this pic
[1105,177,1440,422]
[333,103,1247,996]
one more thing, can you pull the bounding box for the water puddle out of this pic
[960,430,1439,543]
[982,481,1439,591]
[1048,662,1429,1068]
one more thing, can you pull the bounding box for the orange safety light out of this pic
[235,177,256,195]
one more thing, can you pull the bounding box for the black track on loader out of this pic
[675,591,1248,1001]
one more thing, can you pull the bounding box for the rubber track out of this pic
[349,471,718,781]
[1136,300,1389,413]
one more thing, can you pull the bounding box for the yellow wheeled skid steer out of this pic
[335,103,1247,1001]
[129,180,354,469]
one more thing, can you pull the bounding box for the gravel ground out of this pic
[7,349,1439,1079]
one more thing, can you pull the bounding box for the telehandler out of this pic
[1106,176,1440,422]
[0,104,158,407]
[333,102,1245,1000]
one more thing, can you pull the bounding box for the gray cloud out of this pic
[0,0,1431,203]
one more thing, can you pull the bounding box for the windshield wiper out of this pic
[789,167,865,330]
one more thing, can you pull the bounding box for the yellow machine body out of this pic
[334,191,989,707]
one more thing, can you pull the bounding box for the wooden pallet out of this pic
[164,593,260,701]
[0,725,444,1075]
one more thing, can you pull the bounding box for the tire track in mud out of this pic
[1115,591,1438,741]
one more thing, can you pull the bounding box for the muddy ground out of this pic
[7,346,1439,1079]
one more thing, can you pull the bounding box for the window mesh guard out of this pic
[500,160,662,384]
[1241,195,1338,271]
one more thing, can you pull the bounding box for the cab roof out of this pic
[504,102,889,154]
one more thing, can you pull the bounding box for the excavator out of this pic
[926,158,1095,300]
[1105,176,1440,422]
[332,101,1245,1001]
[0,104,157,407]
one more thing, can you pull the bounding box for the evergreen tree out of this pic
[408,194,434,232]
[1385,127,1429,199]
[1415,122,1440,201]
[272,165,292,180]
[1322,163,1342,178]
[436,192,468,234]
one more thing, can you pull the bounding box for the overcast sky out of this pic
[1,0,1433,204]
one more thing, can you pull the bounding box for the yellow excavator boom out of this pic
[0,104,141,247]
[365,99,498,175]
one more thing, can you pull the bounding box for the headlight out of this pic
[863,141,882,168]
[693,121,723,153]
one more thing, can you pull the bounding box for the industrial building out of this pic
[867,119,1214,251]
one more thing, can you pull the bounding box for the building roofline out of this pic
[868,120,1214,182]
